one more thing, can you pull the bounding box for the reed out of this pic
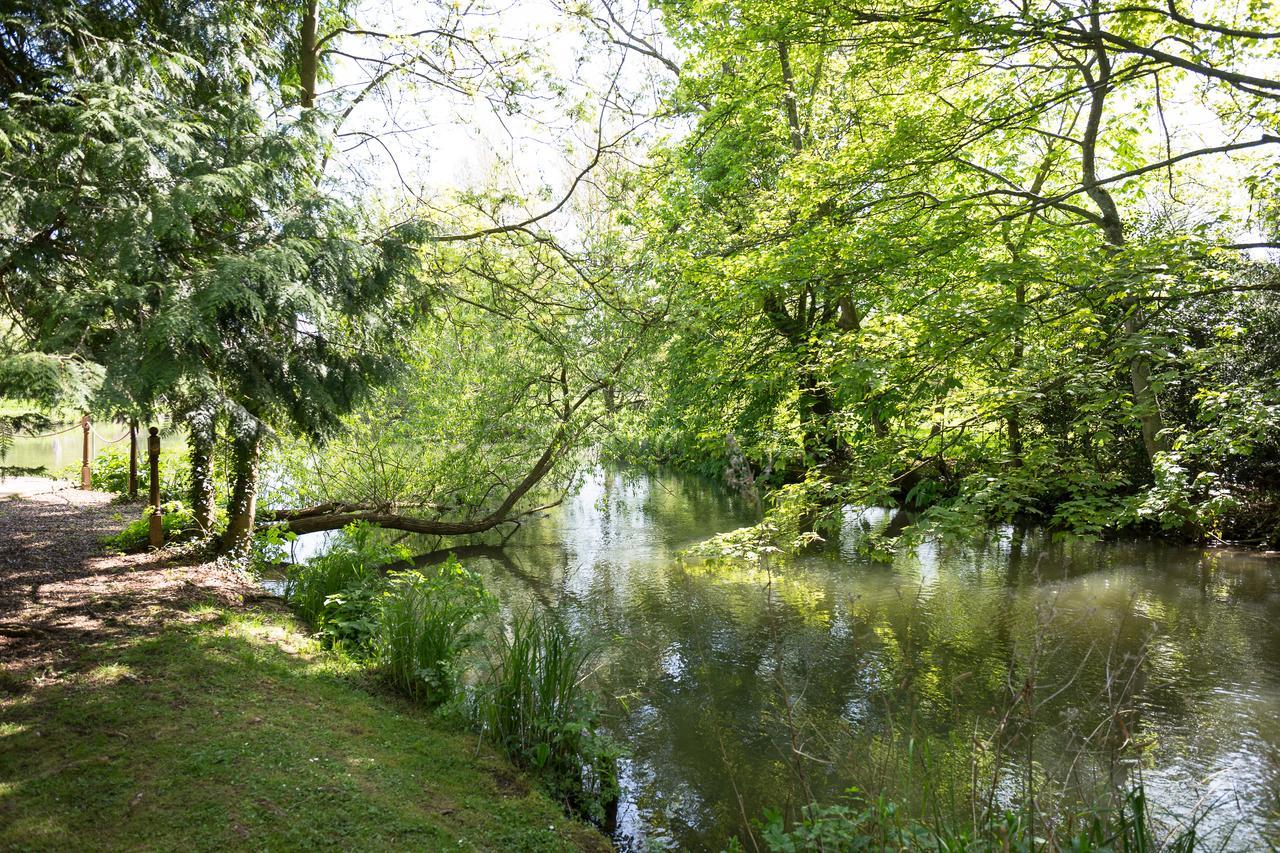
[474,612,620,825]
[754,785,1209,852]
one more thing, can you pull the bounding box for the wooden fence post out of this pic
[80,414,91,490]
[148,427,163,548]
[128,419,139,500]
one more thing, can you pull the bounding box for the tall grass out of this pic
[287,529,619,824]
[374,561,494,707]
[475,612,620,825]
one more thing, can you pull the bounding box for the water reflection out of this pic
[323,467,1280,849]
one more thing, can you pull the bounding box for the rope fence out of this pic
[91,428,130,444]
[16,423,83,439]
[4,417,147,496]
[19,422,132,442]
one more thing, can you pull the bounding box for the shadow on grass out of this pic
[0,608,607,852]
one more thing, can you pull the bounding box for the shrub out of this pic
[286,522,407,652]
[475,613,621,824]
[251,524,297,573]
[373,559,495,707]
[104,502,196,552]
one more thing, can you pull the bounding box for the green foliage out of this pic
[103,502,195,552]
[610,0,1280,547]
[285,523,407,652]
[751,787,1204,853]
[2,0,421,470]
[251,524,298,573]
[63,445,189,503]
[0,353,102,412]
[273,230,649,537]
[475,613,621,825]
[374,560,496,707]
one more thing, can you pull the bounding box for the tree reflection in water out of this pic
[415,467,1280,851]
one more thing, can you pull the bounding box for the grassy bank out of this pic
[0,603,608,852]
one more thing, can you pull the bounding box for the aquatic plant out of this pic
[474,613,621,826]
[751,786,1207,852]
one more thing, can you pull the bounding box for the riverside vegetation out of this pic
[274,523,623,829]
[0,492,610,852]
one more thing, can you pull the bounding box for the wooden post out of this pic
[128,419,139,500]
[148,427,163,548]
[80,414,91,490]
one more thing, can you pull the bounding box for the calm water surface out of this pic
[2,422,131,474]
[3,423,185,481]
[456,467,1279,851]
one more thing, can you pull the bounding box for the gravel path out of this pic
[0,481,251,678]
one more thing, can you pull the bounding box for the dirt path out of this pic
[0,482,250,678]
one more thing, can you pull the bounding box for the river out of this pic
[456,466,1278,850]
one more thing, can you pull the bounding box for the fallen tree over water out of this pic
[258,232,656,541]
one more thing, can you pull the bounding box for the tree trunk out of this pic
[221,423,262,555]
[799,364,838,470]
[300,0,319,108]
[1007,279,1025,465]
[1124,310,1169,461]
[724,433,762,516]
[188,410,217,536]
[1080,24,1168,464]
[128,419,139,500]
[776,41,804,153]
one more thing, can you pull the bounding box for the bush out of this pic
[104,502,196,552]
[251,524,297,573]
[285,522,406,652]
[475,613,621,824]
[373,560,495,707]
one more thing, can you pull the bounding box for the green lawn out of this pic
[0,606,609,852]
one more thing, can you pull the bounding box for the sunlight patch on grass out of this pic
[81,663,135,685]
[0,722,27,739]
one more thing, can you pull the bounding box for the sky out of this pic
[318,0,678,238]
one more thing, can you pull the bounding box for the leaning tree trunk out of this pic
[188,409,217,536]
[221,422,263,555]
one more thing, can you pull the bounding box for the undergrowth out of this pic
[277,524,620,827]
